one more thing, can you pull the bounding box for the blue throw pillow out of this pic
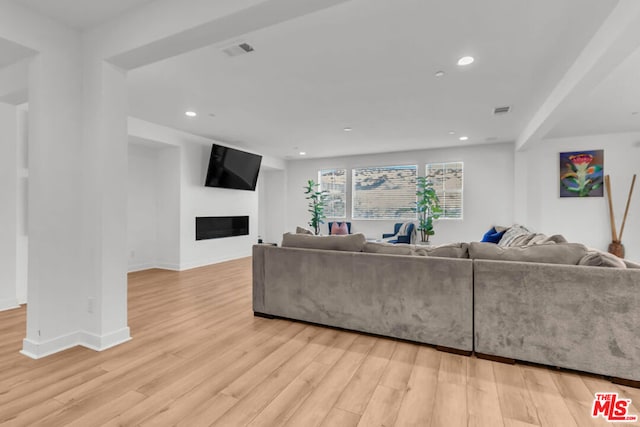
[481,227,506,244]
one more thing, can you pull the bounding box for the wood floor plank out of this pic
[320,407,361,427]
[284,335,376,427]
[356,384,404,427]
[393,346,440,427]
[248,361,331,427]
[334,338,396,414]
[521,366,577,427]
[467,356,504,427]
[379,341,418,391]
[493,362,540,426]
[0,257,636,427]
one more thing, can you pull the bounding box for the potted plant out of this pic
[304,179,328,235]
[416,176,442,243]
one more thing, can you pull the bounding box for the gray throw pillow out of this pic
[578,250,627,268]
[363,242,413,255]
[624,259,640,269]
[498,224,531,247]
[295,226,314,235]
[469,242,589,265]
[282,232,366,252]
[412,242,469,259]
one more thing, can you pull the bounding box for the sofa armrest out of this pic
[382,233,395,238]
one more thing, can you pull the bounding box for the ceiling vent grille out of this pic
[493,106,511,115]
[221,42,255,57]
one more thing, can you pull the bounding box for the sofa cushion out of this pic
[412,242,470,259]
[282,232,366,252]
[480,227,506,244]
[363,242,413,255]
[295,226,314,235]
[469,242,589,265]
[578,250,627,268]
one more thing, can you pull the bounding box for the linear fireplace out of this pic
[195,216,249,240]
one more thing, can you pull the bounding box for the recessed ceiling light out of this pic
[343,127,353,132]
[457,56,474,66]
[435,71,445,77]
[448,131,456,135]
[185,111,197,117]
[459,136,469,141]
[299,151,307,156]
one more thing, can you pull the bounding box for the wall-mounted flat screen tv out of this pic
[205,144,262,191]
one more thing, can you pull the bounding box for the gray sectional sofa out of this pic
[253,244,474,351]
[252,232,640,384]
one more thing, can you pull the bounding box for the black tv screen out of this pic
[205,144,262,191]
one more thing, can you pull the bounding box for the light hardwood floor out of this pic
[1,257,638,426]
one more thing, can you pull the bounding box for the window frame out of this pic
[318,168,347,219]
[425,161,463,220]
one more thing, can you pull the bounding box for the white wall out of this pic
[179,140,260,269]
[258,169,287,245]
[127,144,160,272]
[128,117,284,270]
[16,106,28,304]
[520,132,640,261]
[127,141,181,272]
[156,146,181,270]
[0,103,19,311]
[284,142,515,244]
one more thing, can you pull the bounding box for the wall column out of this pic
[22,48,85,357]
[78,53,130,349]
[0,103,19,311]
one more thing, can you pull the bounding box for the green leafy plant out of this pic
[304,179,328,235]
[415,176,442,242]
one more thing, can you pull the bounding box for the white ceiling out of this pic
[15,0,155,29]
[126,0,620,159]
[547,43,640,139]
[8,0,638,159]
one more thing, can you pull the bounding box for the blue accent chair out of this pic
[328,221,352,235]
[383,223,414,244]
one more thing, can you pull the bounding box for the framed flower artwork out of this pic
[559,150,604,197]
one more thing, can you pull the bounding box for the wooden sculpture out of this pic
[605,174,636,258]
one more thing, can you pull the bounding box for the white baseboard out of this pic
[154,262,181,271]
[179,253,250,271]
[128,262,156,273]
[0,297,20,312]
[80,327,131,351]
[21,331,82,359]
[21,327,132,359]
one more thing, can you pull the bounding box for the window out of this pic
[318,169,347,218]
[426,162,463,219]
[352,165,417,219]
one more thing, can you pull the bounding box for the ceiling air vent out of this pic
[221,42,255,58]
[493,106,511,115]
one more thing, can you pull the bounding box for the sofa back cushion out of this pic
[413,242,470,258]
[363,242,413,255]
[282,232,366,252]
[469,242,588,265]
